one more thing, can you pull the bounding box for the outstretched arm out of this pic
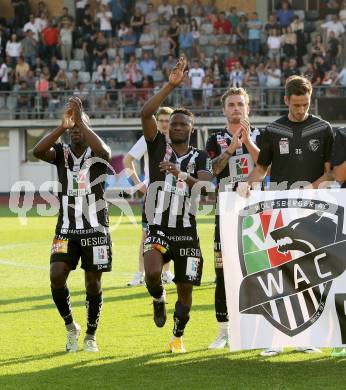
[141,56,187,141]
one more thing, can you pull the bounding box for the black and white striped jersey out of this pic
[50,143,109,237]
[145,132,212,228]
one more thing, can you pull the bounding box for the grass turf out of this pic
[0,206,345,389]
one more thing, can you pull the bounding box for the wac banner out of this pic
[220,189,346,351]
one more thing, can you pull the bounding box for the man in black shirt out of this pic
[240,75,334,356]
[206,87,261,349]
[141,57,212,353]
[33,97,112,353]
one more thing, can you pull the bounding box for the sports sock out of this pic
[51,286,73,325]
[86,292,103,336]
[173,301,190,337]
[215,275,228,322]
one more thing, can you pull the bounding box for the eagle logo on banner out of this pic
[237,198,346,337]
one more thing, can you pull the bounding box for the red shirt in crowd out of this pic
[213,19,232,35]
[42,26,59,46]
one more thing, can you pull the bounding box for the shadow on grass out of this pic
[0,348,345,390]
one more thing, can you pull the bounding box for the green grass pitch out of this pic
[0,206,345,389]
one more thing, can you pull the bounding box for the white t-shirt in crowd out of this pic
[321,20,345,37]
[267,36,281,50]
[96,11,112,31]
[266,68,281,87]
[188,67,205,89]
[6,41,22,57]
[23,21,39,41]
[128,135,149,185]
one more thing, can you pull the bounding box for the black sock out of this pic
[51,286,73,325]
[215,275,228,322]
[146,282,164,300]
[86,292,103,336]
[173,301,190,337]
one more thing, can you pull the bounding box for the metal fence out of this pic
[0,86,345,120]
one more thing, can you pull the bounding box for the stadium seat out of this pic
[69,60,83,71]
[91,71,99,82]
[79,71,91,83]
[304,21,316,33]
[57,60,67,70]
[73,48,84,61]
[135,47,142,58]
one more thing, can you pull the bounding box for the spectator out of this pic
[35,11,48,33]
[134,0,148,15]
[247,12,263,58]
[175,0,189,24]
[228,6,240,31]
[21,30,37,68]
[139,52,156,84]
[106,77,119,112]
[81,4,94,38]
[314,55,328,82]
[276,0,294,28]
[35,72,50,118]
[229,62,244,87]
[211,27,229,60]
[23,14,40,41]
[283,58,300,82]
[137,76,153,106]
[109,0,126,36]
[15,56,30,82]
[0,56,10,92]
[162,54,176,80]
[0,28,6,61]
[321,14,345,39]
[322,63,339,96]
[24,69,36,91]
[310,34,326,61]
[111,54,126,87]
[69,69,80,90]
[202,74,213,109]
[336,64,346,86]
[265,60,281,114]
[97,57,113,83]
[94,32,108,66]
[47,80,62,118]
[75,0,89,27]
[49,56,60,79]
[73,81,90,109]
[210,53,226,82]
[267,28,281,66]
[256,62,267,87]
[120,27,136,63]
[32,56,44,78]
[190,18,200,58]
[326,30,342,66]
[291,15,306,66]
[158,29,175,65]
[157,0,174,24]
[225,49,241,73]
[325,0,340,21]
[15,80,32,119]
[204,0,218,17]
[12,0,30,29]
[145,3,159,39]
[41,19,59,61]
[122,79,137,116]
[130,7,144,43]
[264,14,281,36]
[213,11,231,34]
[178,24,193,59]
[59,19,74,62]
[139,24,156,56]
[190,0,204,17]
[58,6,74,26]
[6,34,21,65]
[92,78,107,113]
[125,54,142,87]
[188,60,205,107]
[243,62,260,108]
[83,31,97,77]
[168,16,180,58]
[117,21,129,40]
[340,0,346,26]
[236,15,248,51]
[290,15,304,33]
[54,68,70,90]
[304,62,321,86]
[281,26,296,59]
[96,4,112,39]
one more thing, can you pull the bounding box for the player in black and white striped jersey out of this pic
[33,97,112,353]
[141,57,213,353]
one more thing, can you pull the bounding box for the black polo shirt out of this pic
[257,114,334,188]
[331,127,346,188]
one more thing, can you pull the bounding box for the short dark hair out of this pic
[285,75,312,98]
[171,107,194,124]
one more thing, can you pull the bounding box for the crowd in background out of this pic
[0,0,346,118]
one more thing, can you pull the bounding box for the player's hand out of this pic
[240,119,251,145]
[61,106,75,130]
[237,181,251,198]
[168,57,187,87]
[68,96,83,124]
[228,128,242,151]
[137,182,147,196]
[159,161,179,177]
